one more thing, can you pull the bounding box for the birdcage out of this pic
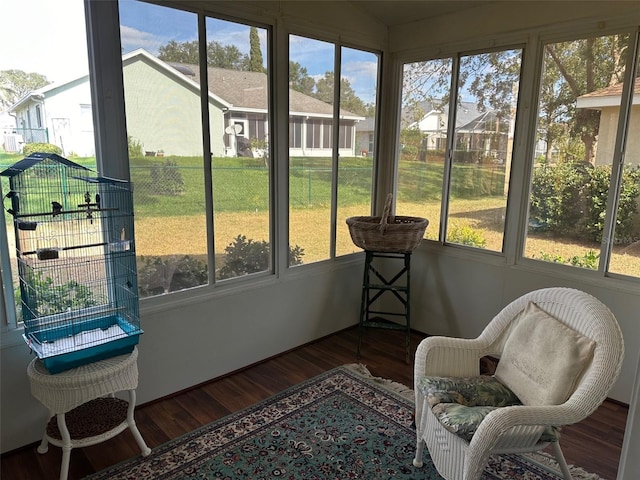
[1,152,142,373]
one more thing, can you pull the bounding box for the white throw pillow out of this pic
[495,301,595,406]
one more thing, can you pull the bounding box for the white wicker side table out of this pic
[27,347,151,480]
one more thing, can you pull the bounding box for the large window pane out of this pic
[524,34,632,272]
[447,50,521,251]
[609,45,640,278]
[288,35,335,264]
[119,2,207,296]
[206,19,272,280]
[398,59,452,241]
[1,0,93,322]
[336,47,377,257]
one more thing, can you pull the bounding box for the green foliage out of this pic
[137,255,208,296]
[535,250,599,270]
[150,160,185,196]
[218,235,304,279]
[0,69,50,110]
[447,223,487,248]
[16,270,97,319]
[158,39,249,70]
[22,143,62,156]
[249,27,265,73]
[529,162,588,235]
[128,136,144,158]
[530,162,640,244]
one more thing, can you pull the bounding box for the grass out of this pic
[2,152,638,277]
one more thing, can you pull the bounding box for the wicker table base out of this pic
[27,348,151,480]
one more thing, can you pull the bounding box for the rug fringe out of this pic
[523,452,604,480]
[343,363,414,401]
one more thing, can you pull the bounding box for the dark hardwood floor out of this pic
[1,327,628,480]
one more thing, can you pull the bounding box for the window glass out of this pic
[398,59,452,241]
[446,50,521,251]
[206,19,272,281]
[119,2,208,296]
[336,46,377,257]
[524,34,631,272]
[288,35,335,264]
[1,0,93,323]
[609,44,640,278]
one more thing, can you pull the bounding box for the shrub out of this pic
[529,162,588,236]
[22,143,62,156]
[218,235,304,279]
[15,270,97,320]
[535,250,599,270]
[128,136,144,158]
[137,255,208,296]
[150,160,185,196]
[447,223,486,248]
[529,162,640,244]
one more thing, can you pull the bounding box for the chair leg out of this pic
[551,441,573,480]
[413,438,424,467]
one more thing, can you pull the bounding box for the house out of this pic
[7,76,93,156]
[7,48,364,158]
[576,77,640,167]
[403,99,510,162]
[1,2,639,478]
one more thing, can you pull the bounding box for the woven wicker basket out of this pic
[346,194,428,253]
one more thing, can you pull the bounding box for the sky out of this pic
[1,0,378,104]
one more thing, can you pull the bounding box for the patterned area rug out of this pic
[86,365,601,479]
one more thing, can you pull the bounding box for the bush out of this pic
[529,162,640,244]
[137,255,208,296]
[447,223,486,248]
[529,162,589,236]
[535,250,599,270]
[128,136,144,158]
[15,270,97,320]
[22,143,62,156]
[218,235,304,279]
[150,160,185,196]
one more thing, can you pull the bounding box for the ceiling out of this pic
[347,0,492,27]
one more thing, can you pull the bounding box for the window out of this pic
[1,0,93,325]
[288,37,378,263]
[398,48,522,250]
[524,32,640,279]
[119,1,273,296]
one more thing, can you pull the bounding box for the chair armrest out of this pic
[464,403,581,479]
[414,336,492,380]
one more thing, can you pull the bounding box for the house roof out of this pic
[168,59,362,119]
[577,77,640,109]
[404,99,497,132]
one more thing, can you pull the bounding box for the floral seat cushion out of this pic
[418,375,559,443]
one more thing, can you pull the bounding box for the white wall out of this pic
[0,262,363,452]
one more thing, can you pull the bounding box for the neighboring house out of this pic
[8,48,364,159]
[7,77,94,156]
[576,77,640,167]
[355,117,376,156]
[402,99,510,162]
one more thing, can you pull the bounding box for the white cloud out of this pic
[120,25,166,55]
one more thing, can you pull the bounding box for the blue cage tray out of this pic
[24,314,142,374]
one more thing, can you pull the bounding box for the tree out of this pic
[158,39,249,70]
[402,34,628,165]
[157,40,200,64]
[289,61,315,95]
[0,69,50,111]
[249,26,265,73]
[314,71,367,116]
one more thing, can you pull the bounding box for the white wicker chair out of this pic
[412,287,624,480]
